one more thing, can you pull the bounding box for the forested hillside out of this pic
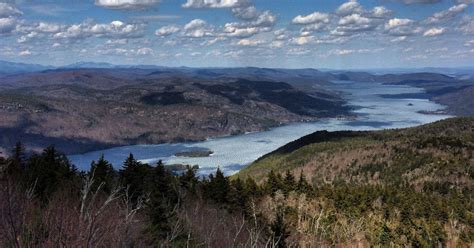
[0,117,472,247]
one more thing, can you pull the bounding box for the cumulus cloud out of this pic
[391,0,441,4]
[336,0,363,16]
[385,18,413,29]
[424,4,468,24]
[53,20,145,40]
[184,19,206,30]
[155,25,180,36]
[423,27,446,36]
[0,3,22,18]
[236,38,263,46]
[456,16,474,34]
[95,0,160,9]
[232,6,259,20]
[292,12,330,25]
[222,23,259,37]
[19,50,32,56]
[333,13,380,36]
[182,0,249,8]
[384,18,421,36]
[290,36,313,45]
[0,17,16,34]
[137,47,153,55]
[371,6,392,18]
[182,19,214,37]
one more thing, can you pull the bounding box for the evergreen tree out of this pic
[228,178,249,212]
[296,170,312,194]
[89,154,116,193]
[10,141,26,174]
[119,153,151,200]
[179,165,198,193]
[25,145,78,200]
[146,160,178,241]
[245,177,260,198]
[266,170,283,195]
[283,170,295,195]
[209,167,230,204]
[271,207,290,248]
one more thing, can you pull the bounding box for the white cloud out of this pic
[385,18,413,29]
[330,49,354,55]
[292,12,329,25]
[106,39,128,44]
[53,20,145,40]
[0,3,22,18]
[423,27,446,36]
[393,0,441,4]
[236,38,263,46]
[95,0,160,9]
[336,0,363,16]
[182,0,249,8]
[334,13,379,35]
[287,47,310,55]
[155,25,180,36]
[0,17,16,34]
[424,4,468,24]
[232,6,258,20]
[251,11,276,27]
[182,19,214,38]
[464,39,474,46]
[36,22,63,33]
[391,36,407,42]
[19,50,32,56]
[290,36,313,45]
[184,19,206,30]
[371,6,392,18]
[384,18,421,36]
[457,16,474,34]
[222,23,259,37]
[137,47,153,55]
[270,40,284,48]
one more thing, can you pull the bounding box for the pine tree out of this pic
[297,170,312,194]
[266,170,283,195]
[228,178,249,212]
[89,154,116,193]
[25,145,78,200]
[10,141,26,174]
[209,167,230,204]
[245,177,260,198]
[146,160,178,241]
[119,153,151,200]
[283,170,295,195]
[179,165,198,193]
[271,207,290,248]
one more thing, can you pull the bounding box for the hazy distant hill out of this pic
[0,68,349,155]
[0,61,473,154]
[0,60,53,75]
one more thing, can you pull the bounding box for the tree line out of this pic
[0,142,472,247]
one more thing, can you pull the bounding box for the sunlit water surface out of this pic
[69,81,451,175]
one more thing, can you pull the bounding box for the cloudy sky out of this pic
[0,0,473,69]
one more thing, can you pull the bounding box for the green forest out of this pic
[0,117,473,247]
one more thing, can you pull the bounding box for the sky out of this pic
[0,0,473,69]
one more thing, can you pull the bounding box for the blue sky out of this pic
[0,0,473,69]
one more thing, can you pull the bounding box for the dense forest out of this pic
[0,117,473,247]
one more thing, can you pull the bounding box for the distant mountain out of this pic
[0,60,53,75]
[62,61,117,69]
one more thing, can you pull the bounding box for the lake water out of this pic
[69,81,452,175]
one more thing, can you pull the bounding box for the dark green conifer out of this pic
[89,154,116,193]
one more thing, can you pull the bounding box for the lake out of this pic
[69,81,452,175]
